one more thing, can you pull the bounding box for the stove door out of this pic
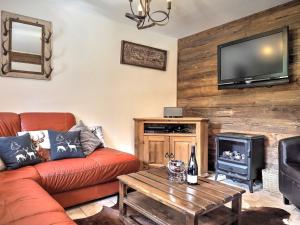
[218,160,248,175]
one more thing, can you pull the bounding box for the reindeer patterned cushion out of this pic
[0,133,41,170]
[17,130,51,162]
[48,130,85,160]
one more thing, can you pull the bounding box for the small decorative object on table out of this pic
[167,160,186,183]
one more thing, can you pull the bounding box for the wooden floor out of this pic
[66,174,300,225]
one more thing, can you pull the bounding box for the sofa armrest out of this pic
[279,136,300,169]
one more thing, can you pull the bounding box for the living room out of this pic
[0,0,299,225]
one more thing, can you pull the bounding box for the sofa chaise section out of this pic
[0,179,75,225]
[0,166,40,184]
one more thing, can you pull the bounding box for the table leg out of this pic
[248,180,254,193]
[231,196,242,225]
[186,214,198,225]
[215,171,218,181]
[119,181,128,220]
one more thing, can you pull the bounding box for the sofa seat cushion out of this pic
[0,166,41,184]
[34,157,99,194]
[284,163,300,183]
[0,179,65,225]
[87,148,139,182]
[10,212,75,225]
[34,148,139,194]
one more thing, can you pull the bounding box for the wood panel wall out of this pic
[177,1,300,170]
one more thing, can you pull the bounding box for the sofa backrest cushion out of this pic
[20,113,76,132]
[0,113,21,137]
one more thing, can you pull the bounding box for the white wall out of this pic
[0,0,177,153]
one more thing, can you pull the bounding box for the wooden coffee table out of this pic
[117,168,245,225]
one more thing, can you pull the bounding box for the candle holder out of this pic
[167,160,186,183]
[125,0,172,29]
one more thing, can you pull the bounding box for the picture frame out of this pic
[120,40,167,71]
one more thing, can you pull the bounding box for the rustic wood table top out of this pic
[118,168,245,225]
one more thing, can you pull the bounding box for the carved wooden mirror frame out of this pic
[1,11,53,80]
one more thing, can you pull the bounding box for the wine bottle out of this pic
[187,145,198,185]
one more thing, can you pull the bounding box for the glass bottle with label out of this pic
[187,145,198,185]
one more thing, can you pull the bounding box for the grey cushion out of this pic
[89,125,105,148]
[0,158,5,171]
[69,121,101,156]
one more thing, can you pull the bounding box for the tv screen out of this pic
[218,27,288,89]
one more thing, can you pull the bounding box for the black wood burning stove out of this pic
[215,133,265,193]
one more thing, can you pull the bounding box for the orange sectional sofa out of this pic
[0,112,139,225]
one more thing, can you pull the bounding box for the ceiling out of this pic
[84,0,292,38]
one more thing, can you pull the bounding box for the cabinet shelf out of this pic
[144,133,195,137]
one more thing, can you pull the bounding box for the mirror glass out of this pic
[11,62,42,73]
[11,21,42,55]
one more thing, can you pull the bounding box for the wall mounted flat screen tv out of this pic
[218,27,289,89]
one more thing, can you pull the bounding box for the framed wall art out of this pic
[120,41,167,71]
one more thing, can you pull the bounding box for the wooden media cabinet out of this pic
[134,117,209,176]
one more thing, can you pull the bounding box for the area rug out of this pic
[75,204,290,225]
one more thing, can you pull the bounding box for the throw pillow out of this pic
[17,130,51,161]
[48,130,85,160]
[90,125,105,148]
[0,158,6,171]
[0,133,41,170]
[69,121,101,156]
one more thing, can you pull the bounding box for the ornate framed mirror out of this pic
[1,11,53,80]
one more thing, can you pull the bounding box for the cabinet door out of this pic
[144,136,169,166]
[169,136,196,165]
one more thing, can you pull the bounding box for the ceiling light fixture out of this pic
[125,0,172,30]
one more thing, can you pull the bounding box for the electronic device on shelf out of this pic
[164,107,183,118]
[144,123,195,134]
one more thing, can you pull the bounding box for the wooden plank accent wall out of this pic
[177,1,300,170]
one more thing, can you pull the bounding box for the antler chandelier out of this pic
[125,0,172,29]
